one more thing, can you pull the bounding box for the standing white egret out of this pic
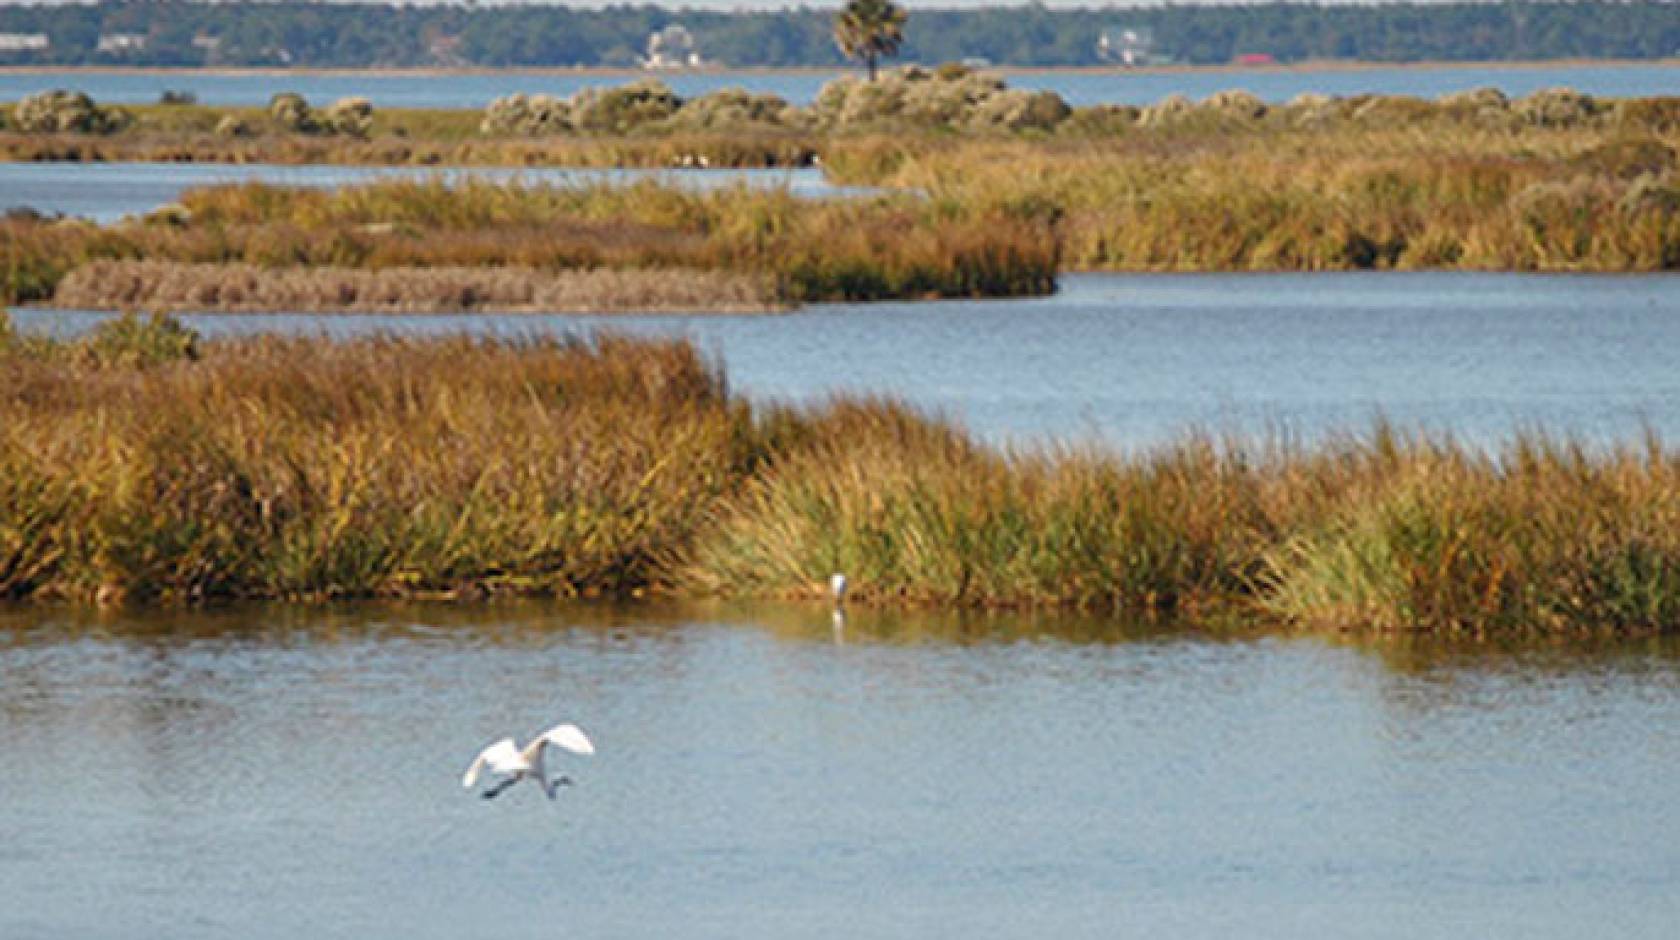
[462,723,596,800]
[830,573,849,645]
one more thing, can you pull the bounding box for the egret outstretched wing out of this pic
[466,724,594,798]
[536,723,596,757]
[462,737,521,787]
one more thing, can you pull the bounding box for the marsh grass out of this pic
[2,178,1057,307]
[0,118,821,169]
[827,122,1680,272]
[3,327,1678,635]
[5,92,1675,278]
[0,325,757,603]
[51,260,784,314]
[691,416,1680,636]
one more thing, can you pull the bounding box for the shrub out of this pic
[1137,94,1193,127]
[269,92,318,133]
[571,79,683,134]
[214,115,255,138]
[969,89,1072,133]
[1516,87,1601,127]
[481,93,572,135]
[810,65,1071,134]
[1437,86,1508,119]
[11,89,130,134]
[322,97,374,138]
[1203,89,1267,121]
[667,88,800,132]
[1283,92,1339,129]
[265,92,374,137]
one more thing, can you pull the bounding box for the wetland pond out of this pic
[6,140,1680,936]
[3,603,1679,939]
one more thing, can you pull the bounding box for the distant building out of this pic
[426,33,466,67]
[0,33,50,53]
[1098,27,1155,67]
[97,33,147,54]
[191,33,221,53]
[644,25,701,70]
[1234,52,1276,66]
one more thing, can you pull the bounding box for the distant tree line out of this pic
[0,1,1675,68]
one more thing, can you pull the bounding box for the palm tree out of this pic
[833,0,907,82]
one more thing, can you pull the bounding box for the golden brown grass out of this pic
[831,122,1680,272]
[0,321,757,603]
[3,320,1678,636]
[1,178,1059,306]
[50,260,783,314]
[5,90,1675,278]
[0,125,821,169]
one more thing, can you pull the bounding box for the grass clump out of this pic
[82,310,201,367]
[1255,431,1680,636]
[0,330,754,603]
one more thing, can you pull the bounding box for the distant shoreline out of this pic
[2,57,1676,80]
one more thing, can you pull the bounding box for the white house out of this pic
[1097,27,1155,67]
[644,25,701,70]
[0,33,50,53]
[97,33,148,53]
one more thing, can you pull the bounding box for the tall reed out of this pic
[827,123,1680,272]
[0,324,757,602]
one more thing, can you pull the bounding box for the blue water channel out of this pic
[1,61,1676,108]
[15,271,1680,450]
[2,604,1678,939]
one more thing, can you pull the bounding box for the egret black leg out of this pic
[481,777,520,800]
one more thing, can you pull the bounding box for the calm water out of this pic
[2,603,1679,939]
[14,271,1680,448]
[1,62,1676,108]
[0,162,843,222]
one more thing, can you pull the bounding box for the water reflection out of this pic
[0,598,1209,649]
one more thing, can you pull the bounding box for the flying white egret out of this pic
[462,723,596,800]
